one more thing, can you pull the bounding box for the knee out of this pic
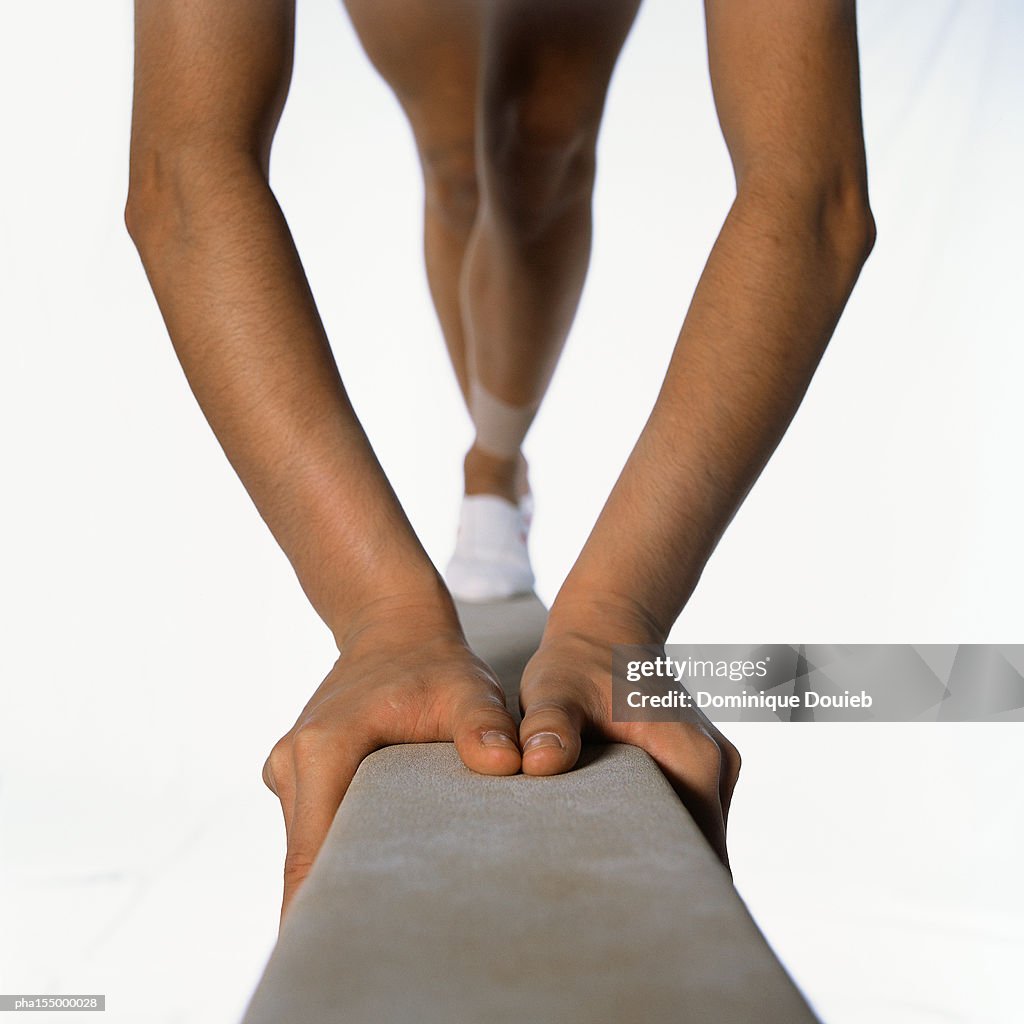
[419,139,479,234]
[738,157,876,271]
[480,89,598,242]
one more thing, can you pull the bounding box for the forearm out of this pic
[129,152,447,643]
[550,183,874,641]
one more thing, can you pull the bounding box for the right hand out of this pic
[262,598,521,921]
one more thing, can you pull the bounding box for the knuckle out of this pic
[479,675,510,709]
[683,724,724,775]
[290,720,332,762]
[720,737,742,784]
[523,697,574,720]
[283,851,316,886]
[263,736,293,792]
[470,695,513,725]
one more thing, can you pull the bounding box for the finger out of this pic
[280,731,363,922]
[642,725,730,871]
[519,693,586,777]
[451,685,522,776]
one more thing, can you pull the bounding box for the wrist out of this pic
[326,568,464,652]
[544,582,668,647]
[549,526,705,647]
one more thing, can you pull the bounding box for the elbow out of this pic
[123,184,150,250]
[124,146,177,255]
[737,158,876,283]
[124,141,265,258]
[826,178,876,272]
[124,145,200,258]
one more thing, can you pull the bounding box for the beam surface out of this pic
[242,595,818,1023]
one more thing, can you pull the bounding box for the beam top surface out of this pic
[243,740,817,1024]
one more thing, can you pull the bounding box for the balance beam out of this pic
[242,594,818,1023]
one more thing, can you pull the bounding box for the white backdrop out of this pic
[1,1,1022,1022]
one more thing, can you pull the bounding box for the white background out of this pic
[2,1,1022,1021]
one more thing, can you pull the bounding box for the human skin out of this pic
[516,0,875,865]
[345,0,642,503]
[126,0,872,917]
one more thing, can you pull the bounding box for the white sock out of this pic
[445,493,535,602]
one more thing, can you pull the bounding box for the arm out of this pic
[126,0,432,637]
[517,0,875,865]
[126,0,522,919]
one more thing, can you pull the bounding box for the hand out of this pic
[517,601,741,869]
[262,597,521,920]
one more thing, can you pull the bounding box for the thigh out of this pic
[480,0,643,139]
[131,0,295,173]
[343,0,481,158]
[704,0,868,184]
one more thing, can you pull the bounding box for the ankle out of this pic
[464,445,529,503]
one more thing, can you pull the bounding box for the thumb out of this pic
[280,741,363,924]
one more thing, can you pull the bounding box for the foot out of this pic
[446,446,535,602]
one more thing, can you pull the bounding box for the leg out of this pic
[343,0,482,405]
[127,0,522,920]
[343,1,533,601]
[345,0,641,601]
[464,0,642,501]
[451,0,642,602]
[350,0,641,502]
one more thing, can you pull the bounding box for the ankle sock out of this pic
[445,493,535,602]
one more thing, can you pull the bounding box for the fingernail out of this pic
[524,732,564,753]
[481,730,516,748]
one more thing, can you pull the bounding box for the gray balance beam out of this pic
[242,594,819,1024]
